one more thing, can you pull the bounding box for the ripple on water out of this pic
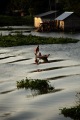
[0,44,80,120]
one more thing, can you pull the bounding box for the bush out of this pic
[61,106,80,119]
[60,92,80,120]
[17,78,54,94]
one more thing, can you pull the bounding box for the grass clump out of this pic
[61,106,80,119]
[17,78,54,94]
[60,92,80,120]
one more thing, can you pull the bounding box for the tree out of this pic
[0,0,80,16]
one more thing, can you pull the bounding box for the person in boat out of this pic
[37,52,50,62]
[37,52,50,58]
[35,57,39,64]
[34,45,39,64]
[34,45,50,63]
[34,45,39,55]
[38,52,42,57]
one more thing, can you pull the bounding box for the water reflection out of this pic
[0,26,80,40]
[0,30,80,120]
[31,31,80,40]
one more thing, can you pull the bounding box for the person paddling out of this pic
[34,45,39,64]
[34,45,39,55]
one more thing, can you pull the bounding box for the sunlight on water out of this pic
[0,42,80,120]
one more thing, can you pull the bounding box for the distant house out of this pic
[55,12,80,31]
[34,11,58,28]
[12,9,24,16]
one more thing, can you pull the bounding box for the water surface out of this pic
[0,41,80,120]
[0,26,80,40]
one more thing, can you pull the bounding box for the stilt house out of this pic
[55,12,80,31]
[34,11,58,28]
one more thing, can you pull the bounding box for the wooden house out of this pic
[55,12,80,31]
[34,11,58,28]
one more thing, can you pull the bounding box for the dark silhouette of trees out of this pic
[0,0,80,15]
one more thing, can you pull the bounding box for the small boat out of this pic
[37,54,50,62]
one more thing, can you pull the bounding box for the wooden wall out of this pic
[57,14,80,31]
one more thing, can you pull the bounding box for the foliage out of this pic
[60,0,80,15]
[0,0,80,26]
[61,106,80,120]
[60,92,80,120]
[0,34,79,47]
[0,0,80,15]
[17,78,54,94]
[0,15,34,26]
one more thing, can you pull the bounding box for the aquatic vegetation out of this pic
[61,106,80,119]
[0,34,79,47]
[60,92,80,120]
[17,78,54,94]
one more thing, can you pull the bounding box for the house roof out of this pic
[35,11,57,17]
[55,12,74,20]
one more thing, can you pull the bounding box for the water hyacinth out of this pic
[17,77,54,94]
[60,92,80,119]
[0,34,79,47]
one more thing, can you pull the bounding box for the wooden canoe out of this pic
[37,54,50,62]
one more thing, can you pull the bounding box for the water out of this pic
[0,42,80,120]
[0,26,80,120]
[31,31,80,40]
[0,26,80,40]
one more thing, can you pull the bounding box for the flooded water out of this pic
[31,31,80,40]
[0,39,80,120]
[0,26,80,40]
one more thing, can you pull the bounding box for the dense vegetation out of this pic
[0,34,79,47]
[0,15,33,26]
[0,0,80,26]
[17,78,54,94]
[60,92,80,120]
[61,106,80,119]
[0,0,80,15]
